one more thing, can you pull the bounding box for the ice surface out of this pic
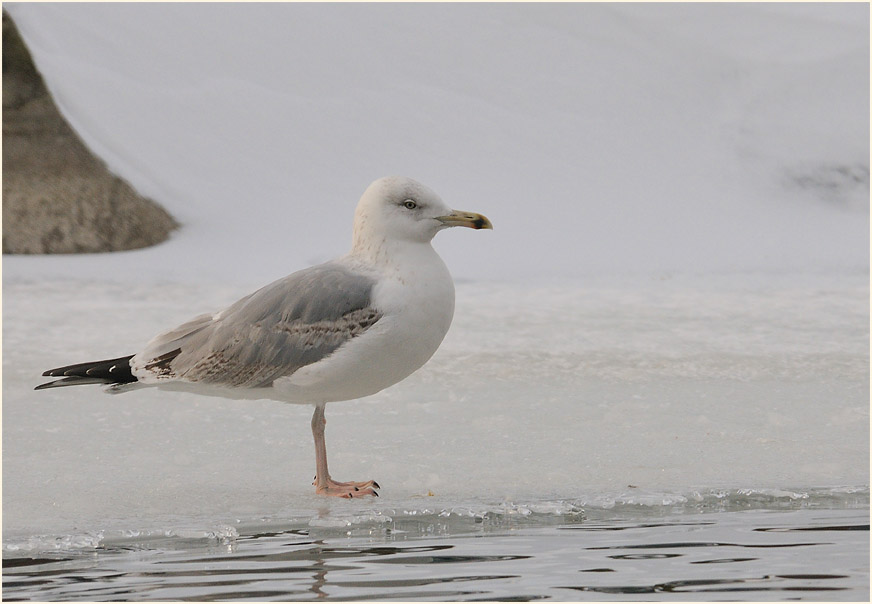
[4,275,868,546]
[2,3,869,548]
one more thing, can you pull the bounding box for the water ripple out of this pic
[3,508,867,601]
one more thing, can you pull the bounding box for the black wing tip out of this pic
[37,355,138,389]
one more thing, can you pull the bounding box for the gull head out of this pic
[352,176,492,250]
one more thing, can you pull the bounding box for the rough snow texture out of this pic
[2,3,868,543]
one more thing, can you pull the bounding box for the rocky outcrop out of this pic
[2,11,177,254]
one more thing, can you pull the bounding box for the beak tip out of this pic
[473,216,493,230]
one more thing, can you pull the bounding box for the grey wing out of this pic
[131,263,383,388]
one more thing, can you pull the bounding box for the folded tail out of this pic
[35,355,137,390]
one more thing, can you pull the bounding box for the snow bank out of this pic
[4,2,868,284]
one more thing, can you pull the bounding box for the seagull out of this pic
[36,176,492,498]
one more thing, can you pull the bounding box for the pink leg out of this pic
[311,403,379,498]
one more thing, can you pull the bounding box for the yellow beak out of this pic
[435,210,493,230]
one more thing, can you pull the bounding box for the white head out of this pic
[351,176,491,251]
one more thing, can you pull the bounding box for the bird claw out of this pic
[314,476,380,498]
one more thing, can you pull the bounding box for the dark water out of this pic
[3,506,868,601]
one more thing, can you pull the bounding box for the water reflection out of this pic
[561,576,850,595]
[3,509,868,601]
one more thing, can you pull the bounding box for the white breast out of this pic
[273,244,456,403]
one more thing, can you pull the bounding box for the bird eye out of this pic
[403,199,417,210]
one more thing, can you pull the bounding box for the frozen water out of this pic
[2,2,868,553]
[3,274,867,545]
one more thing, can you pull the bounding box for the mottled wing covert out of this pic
[133,263,382,388]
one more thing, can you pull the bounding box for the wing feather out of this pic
[131,263,382,388]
